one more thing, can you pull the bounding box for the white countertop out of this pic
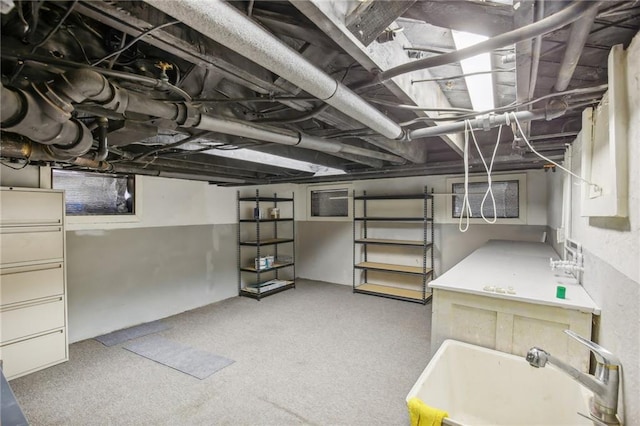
[429,240,601,314]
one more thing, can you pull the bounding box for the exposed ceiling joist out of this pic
[293,0,465,157]
[345,0,417,46]
[403,0,514,37]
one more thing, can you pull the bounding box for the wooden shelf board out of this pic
[239,218,293,223]
[240,238,294,246]
[354,194,432,200]
[354,217,429,222]
[354,283,430,301]
[355,238,427,247]
[238,197,293,202]
[240,282,295,299]
[240,262,294,273]
[355,262,432,275]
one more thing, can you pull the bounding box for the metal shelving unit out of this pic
[237,190,295,300]
[352,187,434,304]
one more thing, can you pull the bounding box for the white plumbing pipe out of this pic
[196,115,405,164]
[144,0,404,140]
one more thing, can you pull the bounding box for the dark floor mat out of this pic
[123,335,234,380]
[94,320,170,347]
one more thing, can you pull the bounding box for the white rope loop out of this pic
[458,120,472,232]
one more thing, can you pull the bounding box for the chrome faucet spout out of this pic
[525,330,621,425]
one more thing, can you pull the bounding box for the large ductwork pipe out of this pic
[554,7,599,92]
[196,115,404,164]
[143,0,404,140]
[1,69,404,165]
[1,83,93,159]
[0,135,248,184]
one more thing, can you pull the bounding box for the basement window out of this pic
[307,185,352,221]
[52,170,135,216]
[452,180,519,219]
[446,173,527,224]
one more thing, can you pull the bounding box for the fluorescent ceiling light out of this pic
[451,30,495,112]
[206,148,346,177]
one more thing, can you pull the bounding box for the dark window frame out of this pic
[52,169,136,216]
[451,179,520,219]
[310,188,349,218]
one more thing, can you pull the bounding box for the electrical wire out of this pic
[510,112,600,191]
[407,84,607,116]
[91,20,180,66]
[31,1,79,50]
[411,68,515,85]
[107,31,128,69]
[365,98,477,113]
[9,0,78,82]
[0,159,32,170]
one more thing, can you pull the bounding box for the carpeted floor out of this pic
[9,280,432,425]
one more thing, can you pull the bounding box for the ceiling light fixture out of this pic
[207,149,346,177]
[451,30,496,113]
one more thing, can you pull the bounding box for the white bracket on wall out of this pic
[580,44,629,218]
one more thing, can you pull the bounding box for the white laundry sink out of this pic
[406,340,593,426]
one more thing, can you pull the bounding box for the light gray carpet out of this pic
[124,335,234,380]
[94,320,170,347]
[9,280,432,425]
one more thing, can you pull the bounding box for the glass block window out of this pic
[310,188,348,217]
[52,170,135,215]
[452,180,519,219]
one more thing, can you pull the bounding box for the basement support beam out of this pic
[293,0,464,157]
[403,0,514,37]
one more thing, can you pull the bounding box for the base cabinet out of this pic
[0,188,68,380]
[431,289,593,372]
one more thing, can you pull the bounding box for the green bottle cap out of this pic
[556,286,566,299]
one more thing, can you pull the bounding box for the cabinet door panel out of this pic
[0,298,65,342]
[0,190,63,226]
[0,263,64,307]
[0,226,64,265]
[0,330,66,380]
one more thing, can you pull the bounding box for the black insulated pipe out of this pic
[554,6,600,92]
[374,1,602,83]
[0,83,93,159]
[1,69,404,166]
[94,117,109,161]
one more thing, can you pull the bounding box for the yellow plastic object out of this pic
[407,397,449,426]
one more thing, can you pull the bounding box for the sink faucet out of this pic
[526,330,621,425]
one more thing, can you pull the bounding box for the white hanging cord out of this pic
[467,121,504,224]
[510,112,600,192]
[458,120,472,232]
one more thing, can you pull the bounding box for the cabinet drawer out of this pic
[0,226,64,265]
[0,329,67,380]
[1,263,64,307]
[1,297,65,343]
[0,190,63,226]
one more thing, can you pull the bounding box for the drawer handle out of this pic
[0,263,63,275]
[0,296,63,312]
[0,226,62,234]
[0,219,61,226]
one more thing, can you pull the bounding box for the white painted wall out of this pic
[1,163,42,188]
[66,175,237,230]
[2,168,242,341]
[293,170,549,285]
[547,35,640,425]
